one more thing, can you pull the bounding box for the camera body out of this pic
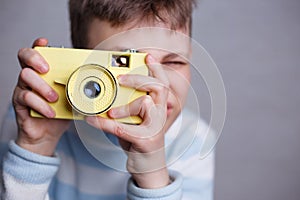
[31,47,148,124]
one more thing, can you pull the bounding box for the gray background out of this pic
[0,0,299,199]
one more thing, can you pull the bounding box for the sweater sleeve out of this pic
[1,141,60,200]
[127,170,183,200]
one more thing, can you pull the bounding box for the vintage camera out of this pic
[31,47,148,124]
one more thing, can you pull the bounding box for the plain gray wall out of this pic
[0,0,300,199]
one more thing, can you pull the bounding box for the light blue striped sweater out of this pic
[0,106,215,200]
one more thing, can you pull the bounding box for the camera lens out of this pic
[84,81,101,99]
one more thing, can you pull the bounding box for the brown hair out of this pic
[69,0,197,48]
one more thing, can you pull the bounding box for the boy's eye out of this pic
[162,61,188,68]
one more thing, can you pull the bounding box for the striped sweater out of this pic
[0,106,215,200]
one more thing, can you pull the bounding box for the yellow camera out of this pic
[31,47,148,124]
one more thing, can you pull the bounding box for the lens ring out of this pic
[66,64,117,115]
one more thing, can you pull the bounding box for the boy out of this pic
[0,0,215,199]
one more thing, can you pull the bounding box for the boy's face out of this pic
[86,19,191,130]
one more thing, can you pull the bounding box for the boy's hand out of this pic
[13,38,70,156]
[86,55,170,189]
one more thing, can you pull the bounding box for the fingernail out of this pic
[47,109,56,118]
[48,90,58,102]
[85,116,94,125]
[108,109,116,118]
[147,54,155,63]
[40,61,49,73]
[118,75,126,84]
[39,65,48,73]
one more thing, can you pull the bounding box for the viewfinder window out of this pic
[112,55,130,67]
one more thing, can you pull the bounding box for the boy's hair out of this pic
[69,0,197,48]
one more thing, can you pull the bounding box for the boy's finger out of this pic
[18,48,49,73]
[118,74,168,105]
[86,114,163,142]
[18,68,58,102]
[118,74,161,91]
[108,95,154,119]
[86,116,139,142]
[32,37,48,48]
[15,89,56,118]
[146,54,169,86]
[107,95,166,137]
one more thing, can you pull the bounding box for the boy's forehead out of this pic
[87,19,191,57]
